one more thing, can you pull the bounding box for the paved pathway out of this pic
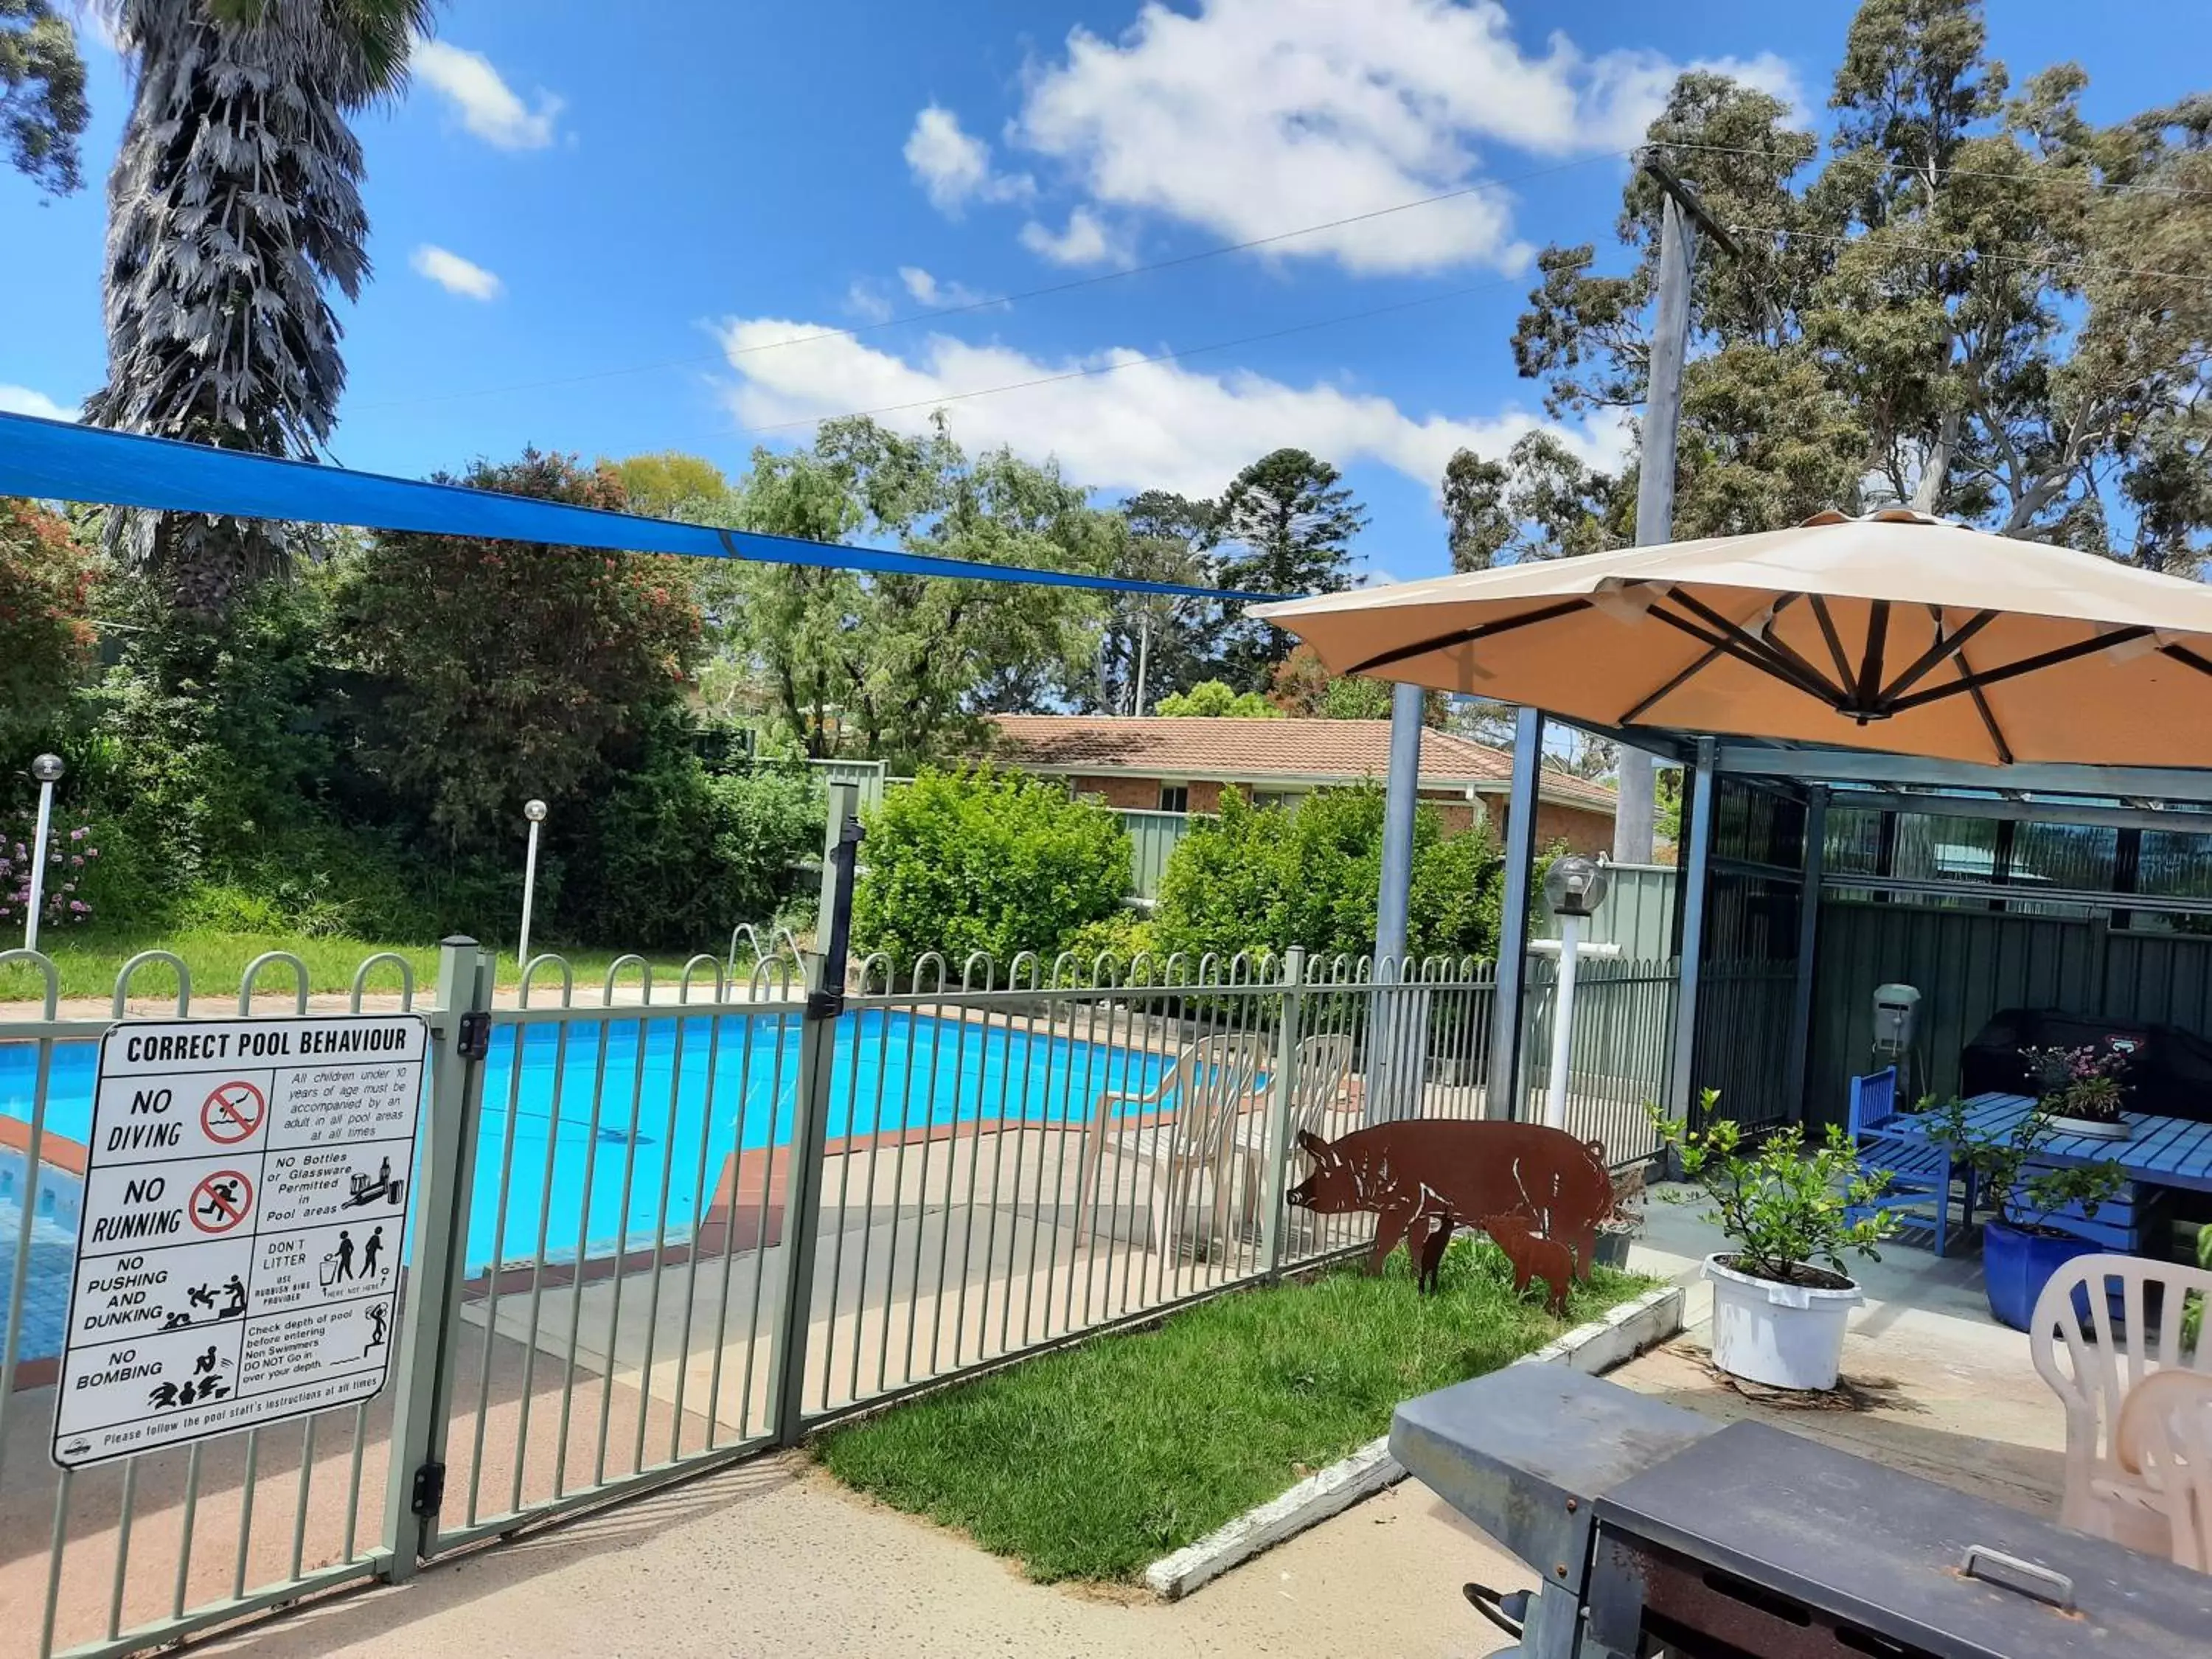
[198,1459,1523,1659]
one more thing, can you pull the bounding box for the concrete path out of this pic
[1611,1191,2067,1517]
[197,1458,1524,1659]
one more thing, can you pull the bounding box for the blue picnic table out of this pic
[1888,1091,2212,1251]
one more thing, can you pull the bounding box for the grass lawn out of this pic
[815,1239,1656,1583]
[0,928,756,1004]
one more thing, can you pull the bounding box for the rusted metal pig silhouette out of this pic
[1284,1121,1616,1314]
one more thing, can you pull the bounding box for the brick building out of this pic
[983,715,1618,855]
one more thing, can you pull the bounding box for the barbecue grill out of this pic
[1389,1365,2211,1658]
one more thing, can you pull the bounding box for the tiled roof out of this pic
[982,716,1618,811]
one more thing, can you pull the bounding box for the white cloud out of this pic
[410,245,504,300]
[897,267,995,308]
[713,316,1626,501]
[413,38,563,150]
[845,279,897,323]
[1016,208,1131,268]
[903,104,1032,214]
[0,385,76,421]
[926,0,1801,276]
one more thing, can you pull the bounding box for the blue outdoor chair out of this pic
[1846,1066,1972,1256]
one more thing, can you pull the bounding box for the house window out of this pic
[1158,784,1190,813]
[1251,790,1304,812]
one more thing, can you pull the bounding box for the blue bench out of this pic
[1846,1068,1974,1256]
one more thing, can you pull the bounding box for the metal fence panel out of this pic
[1,939,1678,1652]
[0,947,420,1659]
[1109,808,1200,902]
[1531,865,1678,961]
[1517,959,1677,1165]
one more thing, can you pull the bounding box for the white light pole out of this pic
[21,753,64,952]
[517,799,548,966]
[1542,854,1611,1131]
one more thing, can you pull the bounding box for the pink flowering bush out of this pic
[0,807,98,932]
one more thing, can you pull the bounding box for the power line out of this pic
[349,151,1627,413]
[728,272,1528,437]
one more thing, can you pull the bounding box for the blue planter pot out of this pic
[1982,1219,2103,1332]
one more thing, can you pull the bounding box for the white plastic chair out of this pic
[1231,1031,1358,1194]
[1074,1032,1270,1256]
[2028,1252,2212,1555]
[2115,1370,2212,1571]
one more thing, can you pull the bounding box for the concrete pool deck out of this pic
[0,1158,2093,1659]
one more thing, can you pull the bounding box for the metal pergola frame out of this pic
[1480,712,2212,1129]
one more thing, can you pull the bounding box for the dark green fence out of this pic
[1806,900,2212,1126]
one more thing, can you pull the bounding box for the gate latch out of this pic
[410,1461,447,1518]
[455,1011,493,1062]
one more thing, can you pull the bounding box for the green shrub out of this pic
[332,451,702,849]
[852,768,1131,975]
[1059,910,1154,974]
[1150,785,1504,964]
[0,498,97,755]
[557,732,822,952]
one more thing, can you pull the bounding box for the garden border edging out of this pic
[1139,1283,1683,1601]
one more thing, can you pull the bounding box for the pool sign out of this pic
[52,1015,426,1470]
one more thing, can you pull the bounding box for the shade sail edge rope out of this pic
[0,411,1279,602]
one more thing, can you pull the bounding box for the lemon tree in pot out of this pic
[1650,1094,1899,1391]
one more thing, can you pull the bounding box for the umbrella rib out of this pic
[2160,643,2212,679]
[1952,638,2015,765]
[1879,608,2000,704]
[1646,605,1845,708]
[1656,590,1846,706]
[1621,639,1730,726]
[1854,601,1891,709]
[1807,595,1857,692]
[1344,597,1592,676]
[1887,626,2152,714]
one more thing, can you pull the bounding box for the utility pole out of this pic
[1615,151,1738,865]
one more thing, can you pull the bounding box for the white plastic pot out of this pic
[1703,1253,1862,1391]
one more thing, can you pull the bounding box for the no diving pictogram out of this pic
[189,1170,254,1235]
[201,1079,266,1144]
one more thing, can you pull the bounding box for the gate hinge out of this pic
[805,988,845,1020]
[455,1011,493,1062]
[410,1460,447,1518]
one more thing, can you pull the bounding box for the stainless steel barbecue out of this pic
[1390,1365,2211,1658]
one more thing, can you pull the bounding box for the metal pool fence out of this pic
[0,931,1680,1657]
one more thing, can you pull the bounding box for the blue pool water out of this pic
[2,1011,1169,1293]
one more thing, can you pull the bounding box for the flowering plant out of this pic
[0,808,98,932]
[2023,1043,2130,1126]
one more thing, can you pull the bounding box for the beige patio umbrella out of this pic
[1252,509,2212,768]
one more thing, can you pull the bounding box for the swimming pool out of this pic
[1,1010,1173,1283]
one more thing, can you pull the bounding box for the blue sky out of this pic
[4,1,2209,582]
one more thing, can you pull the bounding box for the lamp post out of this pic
[21,754,64,952]
[1541,853,1611,1131]
[517,799,548,966]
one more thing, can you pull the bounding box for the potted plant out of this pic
[1930,1095,2127,1331]
[2023,1044,2133,1141]
[1593,1161,1647,1270]
[1649,1094,1899,1391]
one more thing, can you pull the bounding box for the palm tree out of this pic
[83,0,433,616]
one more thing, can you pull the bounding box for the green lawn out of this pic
[815,1239,1655,1583]
[0,928,758,1004]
